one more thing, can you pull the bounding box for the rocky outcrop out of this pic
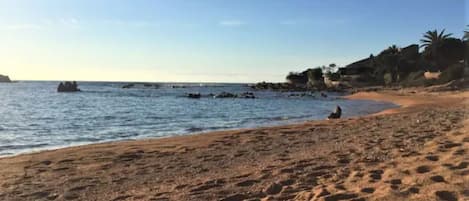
[122,83,160,89]
[58,81,80,92]
[0,74,11,82]
[185,92,256,99]
[250,82,307,91]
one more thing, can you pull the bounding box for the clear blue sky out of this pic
[0,0,466,82]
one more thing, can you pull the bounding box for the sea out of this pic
[0,81,397,156]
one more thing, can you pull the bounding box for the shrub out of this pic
[435,63,465,84]
[399,71,426,87]
[383,73,393,86]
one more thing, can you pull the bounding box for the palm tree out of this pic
[420,29,452,48]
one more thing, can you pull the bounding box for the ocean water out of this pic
[0,81,396,156]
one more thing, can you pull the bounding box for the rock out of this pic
[122,83,134,89]
[0,74,11,82]
[263,182,282,195]
[187,93,201,99]
[251,81,307,91]
[240,92,256,99]
[57,81,80,92]
[327,106,342,119]
[214,92,237,98]
[122,83,160,89]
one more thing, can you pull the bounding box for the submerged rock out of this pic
[57,81,80,92]
[239,92,256,99]
[214,92,237,98]
[185,92,255,99]
[122,83,135,89]
[0,74,11,82]
[123,83,160,89]
[187,93,201,99]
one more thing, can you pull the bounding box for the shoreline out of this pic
[0,94,396,159]
[0,89,467,201]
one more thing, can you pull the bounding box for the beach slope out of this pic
[0,89,467,201]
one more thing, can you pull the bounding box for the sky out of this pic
[0,0,467,83]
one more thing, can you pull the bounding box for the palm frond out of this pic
[420,39,432,42]
[438,29,446,38]
[442,33,452,38]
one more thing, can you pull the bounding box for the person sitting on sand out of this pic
[327,105,342,119]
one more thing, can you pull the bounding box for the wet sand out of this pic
[0,89,468,201]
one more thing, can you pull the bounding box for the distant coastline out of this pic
[0,74,11,83]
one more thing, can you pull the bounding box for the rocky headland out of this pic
[0,74,11,82]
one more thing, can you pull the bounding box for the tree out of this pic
[420,29,456,69]
[305,68,325,89]
[286,72,307,85]
[434,38,465,68]
[420,29,452,49]
[464,25,469,41]
[464,26,469,67]
[375,45,401,84]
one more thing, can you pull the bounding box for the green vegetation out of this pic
[420,29,452,49]
[282,27,468,90]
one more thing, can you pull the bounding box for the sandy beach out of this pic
[0,89,467,201]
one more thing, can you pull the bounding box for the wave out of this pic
[0,143,49,151]
[185,125,233,133]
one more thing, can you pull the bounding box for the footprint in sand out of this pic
[361,187,375,194]
[453,149,466,156]
[389,178,402,189]
[462,137,469,143]
[334,184,347,191]
[38,160,52,166]
[407,186,420,194]
[430,175,445,183]
[425,155,439,161]
[220,194,248,201]
[435,191,458,201]
[416,165,431,174]
[235,179,258,187]
[323,193,358,201]
[111,195,132,201]
[443,141,462,149]
[58,159,75,164]
[62,191,79,200]
[444,161,469,170]
[368,169,384,181]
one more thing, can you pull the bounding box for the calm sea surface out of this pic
[0,81,396,156]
